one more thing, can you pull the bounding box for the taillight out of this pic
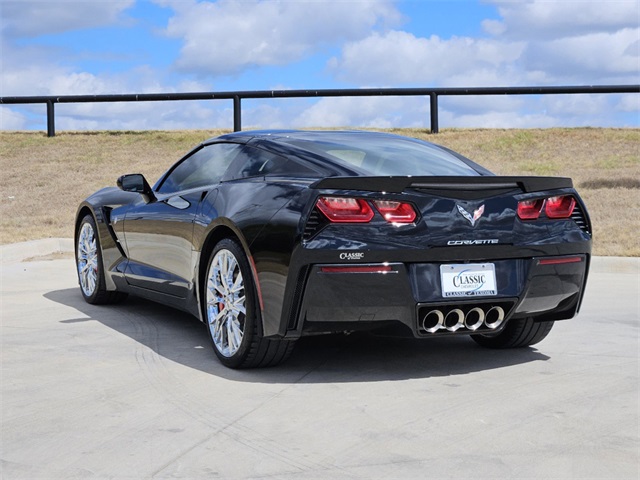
[316,196,374,223]
[372,200,417,223]
[517,195,577,220]
[517,199,544,220]
[545,195,576,219]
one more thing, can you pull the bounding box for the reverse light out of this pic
[373,200,417,223]
[517,199,545,220]
[545,195,576,219]
[316,196,374,223]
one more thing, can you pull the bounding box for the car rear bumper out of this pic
[286,254,589,338]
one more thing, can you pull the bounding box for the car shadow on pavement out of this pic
[45,287,550,383]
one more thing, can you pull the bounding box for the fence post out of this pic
[233,96,241,132]
[429,93,439,134]
[46,100,55,137]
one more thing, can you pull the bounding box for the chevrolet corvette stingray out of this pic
[75,130,591,368]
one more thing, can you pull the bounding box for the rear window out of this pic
[283,134,481,176]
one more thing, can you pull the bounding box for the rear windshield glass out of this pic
[281,134,481,176]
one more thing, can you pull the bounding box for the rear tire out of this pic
[75,214,127,305]
[471,317,554,349]
[204,238,295,368]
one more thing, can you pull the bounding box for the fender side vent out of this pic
[570,202,591,236]
[302,208,328,241]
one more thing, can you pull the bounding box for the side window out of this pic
[226,146,319,180]
[158,143,242,194]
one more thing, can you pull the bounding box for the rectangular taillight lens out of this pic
[372,200,417,223]
[545,195,576,219]
[517,199,545,220]
[316,196,374,223]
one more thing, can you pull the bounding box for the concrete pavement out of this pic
[1,240,638,479]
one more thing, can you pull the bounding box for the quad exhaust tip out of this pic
[421,305,505,334]
[464,307,485,331]
[444,309,464,332]
[485,306,505,329]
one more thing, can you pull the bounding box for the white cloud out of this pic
[329,30,524,85]
[440,109,561,129]
[330,3,639,87]
[0,106,27,129]
[2,61,137,97]
[521,28,640,83]
[292,95,426,128]
[437,93,638,128]
[53,100,231,131]
[242,102,294,129]
[539,94,613,118]
[158,0,401,75]
[0,0,135,38]
[442,95,525,115]
[0,0,142,97]
[616,93,640,112]
[0,56,234,130]
[483,0,639,40]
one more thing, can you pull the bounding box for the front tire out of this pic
[471,317,554,349]
[204,238,295,368]
[76,214,127,305]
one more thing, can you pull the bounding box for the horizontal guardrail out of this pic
[1,85,638,136]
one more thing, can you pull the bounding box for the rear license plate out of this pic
[440,263,497,297]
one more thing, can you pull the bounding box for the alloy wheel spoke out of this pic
[230,318,243,346]
[230,273,244,294]
[215,308,226,323]
[225,257,238,286]
[220,253,229,280]
[214,283,227,297]
[228,300,246,316]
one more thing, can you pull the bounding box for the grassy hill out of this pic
[1,128,638,256]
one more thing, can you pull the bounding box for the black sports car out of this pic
[75,130,591,368]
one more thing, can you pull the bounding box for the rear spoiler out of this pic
[311,176,573,194]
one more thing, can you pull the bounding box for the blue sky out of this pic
[1,0,638,131]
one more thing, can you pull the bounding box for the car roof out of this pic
[210,129,426,145]
[202,129,490,177]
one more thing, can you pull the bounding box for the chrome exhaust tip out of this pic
[444,309,465,332]
[485,306,505,330]
[422,310,444,333]
[464,307,485,331]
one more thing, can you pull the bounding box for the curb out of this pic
[0,238,74,264]
[589,256,639,274]
[0,238,637,274]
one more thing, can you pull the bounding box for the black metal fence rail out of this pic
[1,84,638,136]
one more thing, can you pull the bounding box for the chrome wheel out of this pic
[206,248,246,357]
[77,222,98,297]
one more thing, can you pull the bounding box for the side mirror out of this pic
[117,174,156,203]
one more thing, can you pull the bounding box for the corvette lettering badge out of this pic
[457,204,485,227]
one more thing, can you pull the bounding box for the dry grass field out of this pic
[1,128,638,256]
